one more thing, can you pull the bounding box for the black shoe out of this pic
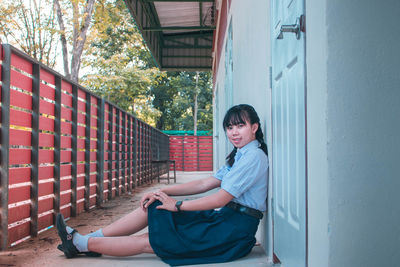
[56,214,79,258]
[57,244,102,257]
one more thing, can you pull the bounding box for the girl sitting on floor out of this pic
[56,104,269,266]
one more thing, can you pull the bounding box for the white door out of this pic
[224,21,233,154]
[271,0,306,266]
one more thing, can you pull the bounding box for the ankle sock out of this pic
[65,226,89,252]
[87,229,104,238]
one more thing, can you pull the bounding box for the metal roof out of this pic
[125,0,215,70]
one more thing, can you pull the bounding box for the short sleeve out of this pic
[213,165,230,180]
[220,150,265,198]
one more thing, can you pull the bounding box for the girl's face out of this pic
[226,120,258,149]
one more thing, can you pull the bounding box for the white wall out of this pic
[213,0,272,256]
[306,0,329,265]
[307,0,400,266]
[215,1,400,266]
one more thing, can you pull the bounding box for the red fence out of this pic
[169,136,213,171]
[0,44,169,250]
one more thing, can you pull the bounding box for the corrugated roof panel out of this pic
[125,0,215,70]
[154,2,199,26]
[154,2,214,26]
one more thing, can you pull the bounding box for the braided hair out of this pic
[223,104,268,167]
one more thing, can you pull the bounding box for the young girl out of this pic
[56,104,269,266]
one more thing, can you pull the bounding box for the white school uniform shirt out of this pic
[213,140,269,212]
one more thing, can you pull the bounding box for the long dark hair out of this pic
[223,104,268,167]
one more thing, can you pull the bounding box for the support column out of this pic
[0,44,11,250]
[30,62,40,236]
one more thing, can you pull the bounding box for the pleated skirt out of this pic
[148,200,260,266]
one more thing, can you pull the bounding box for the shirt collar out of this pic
[237,140,259,156]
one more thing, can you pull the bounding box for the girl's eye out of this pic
[238,124,245,128]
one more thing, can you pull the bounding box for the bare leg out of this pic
[101,207,148,237]
[88,233,154,256]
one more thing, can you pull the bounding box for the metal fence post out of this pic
[84,92,91,211]
[54,76,62,216]
[139,121,143,185]
[145,125,148,183]
[30,62,40,237]
[133,117,137,188]
[127,115,131,191]
[107,104,113,200]
[96,98,105,206]
[197,136,200,171]
[0,44,11,250]
[115,109,120,196]
[71,85,78,217]
[182,136,185,171]
[121,112,126,193]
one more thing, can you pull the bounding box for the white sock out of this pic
[66,226,74,234]
[87,229,104,238]
[65,226,89,252]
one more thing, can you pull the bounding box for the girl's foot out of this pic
[56,244,102,257]
[56,214,79,258]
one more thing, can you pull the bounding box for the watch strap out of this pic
[175,200,183,212]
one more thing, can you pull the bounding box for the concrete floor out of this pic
[51,245,272,267]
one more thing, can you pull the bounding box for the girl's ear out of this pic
[252,123,259,134]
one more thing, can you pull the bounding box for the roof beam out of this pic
[161,66,211,69]
[143,26,215,31]
[199,2,203,26]
[163,31,213,39]
[163,45,212,48]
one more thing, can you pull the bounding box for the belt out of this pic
[226,201,263,220]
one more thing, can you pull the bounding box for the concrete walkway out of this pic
[51,245,270,267]
[1,172,275,267]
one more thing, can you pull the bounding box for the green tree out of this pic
[81,0,160,124]
[150,71,179,129]
[151,71,213,131]
[0,0,58,68]
[79,0,213,130]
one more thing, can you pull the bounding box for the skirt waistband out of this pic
[225,202,263,220]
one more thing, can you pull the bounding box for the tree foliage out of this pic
[0,0,58,68]
[151,71,213,131]
[80,0,161,124]
[81,0,213,130]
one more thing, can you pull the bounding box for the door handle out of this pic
[277,15,305,40]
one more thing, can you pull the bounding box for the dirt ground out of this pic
[0,178,174,267]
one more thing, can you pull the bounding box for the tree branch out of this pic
[53,0,70,78]
[70,0,95,82]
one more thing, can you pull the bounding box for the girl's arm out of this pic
[154,189,234,211]
[160,176,221,196]
[178,189,233,211]
[140,176,221,209]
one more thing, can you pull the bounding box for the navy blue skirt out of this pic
[148,200,260,266]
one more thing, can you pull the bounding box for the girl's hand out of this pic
[140,191,161,210]
[153,191,179,212]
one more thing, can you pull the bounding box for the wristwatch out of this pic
[175,200,183,212]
